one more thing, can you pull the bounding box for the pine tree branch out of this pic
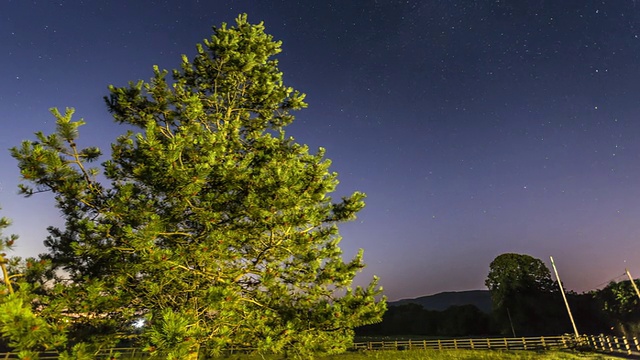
[0,261,14,294]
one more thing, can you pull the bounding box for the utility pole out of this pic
[625,268,640,302]
[550,256,580,339]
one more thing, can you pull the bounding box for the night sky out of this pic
[3,0,640,301]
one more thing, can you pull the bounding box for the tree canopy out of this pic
[485,253,565,336]
[595,280,640,337]
[4,14,385,359]
[486,253,556,298]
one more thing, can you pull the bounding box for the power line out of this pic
[588,273,626,291]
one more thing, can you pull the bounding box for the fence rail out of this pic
[0,348,150,360]
[353,334,575,352]
[582,334,640,357]
[2,334,640,359]
[354,334,640,357]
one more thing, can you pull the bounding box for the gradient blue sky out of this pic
[2,0,640,301]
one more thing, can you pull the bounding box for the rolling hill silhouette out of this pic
[389,290,492,313]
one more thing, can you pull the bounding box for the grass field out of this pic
[322,349,627,359]
[164,349,627,360]
[1,348,626,359]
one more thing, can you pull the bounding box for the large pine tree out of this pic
[9,14,385,359]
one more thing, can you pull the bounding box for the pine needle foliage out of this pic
[7,14,385,359]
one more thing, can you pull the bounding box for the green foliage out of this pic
[0,209,77,359]
[486,254,556,302]
[594,280,640,337]
[0,208,18,295]
[485,253,566,336]
[8,14,385,358]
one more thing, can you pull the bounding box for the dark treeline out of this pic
[357,253,640,339]
[356,288,627,338]
[356,303,490,337]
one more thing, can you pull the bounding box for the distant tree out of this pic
[567,291,611,336]
[386,304,423,335]
[595,280,640,337]
[356,303,491,337]
[438,305,490,337]
[485,253,566,335]
[356,304,438,336]
[8,14,385,359]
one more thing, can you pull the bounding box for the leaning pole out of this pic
[625,268,640,302]
[550,256,580,339]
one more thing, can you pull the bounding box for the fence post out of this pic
[438,339,442,350]
[486,338,491,349]
[634,336,640,352]
[470,338,474,349]
[504,337,509,350]
[623,336,631,355]
[522,337,527,350]
[540,336,546,350]
[423,339,427,350]
[606,335,613,352]
[453,338,458,350]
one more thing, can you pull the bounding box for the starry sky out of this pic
[2,0,640,301]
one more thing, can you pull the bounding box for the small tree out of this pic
[0,209,18,295]
[10,14,385,358]
[0,209,76,359]
[595,280,640,337]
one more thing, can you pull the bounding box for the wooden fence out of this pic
[354,334,640,357]
[582,334,640,357]
[2,334,640,358]
[352,334,576,352]
[0,347,150,359]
